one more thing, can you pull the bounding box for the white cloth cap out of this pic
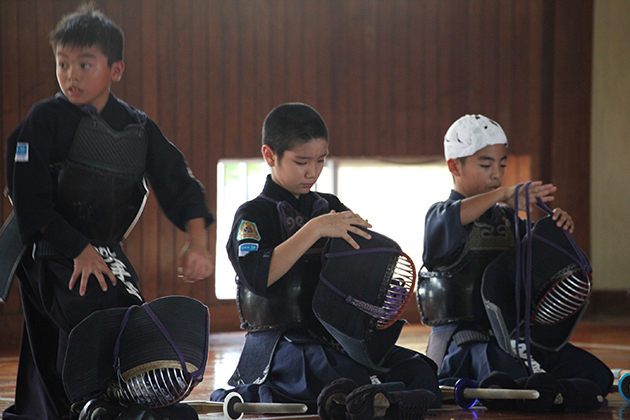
[444,114,508,160]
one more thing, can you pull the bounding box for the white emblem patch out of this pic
[238,243,259,257]
[15,142,29,162]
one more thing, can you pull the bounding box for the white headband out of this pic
[444,114,508,160]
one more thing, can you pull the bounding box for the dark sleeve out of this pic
[422,199,471,270]
[226,200,277,297]
[143,119,215,231]
[7,103,90,258]
[318,192,350,213]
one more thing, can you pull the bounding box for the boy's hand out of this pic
[505,181,557,211]
[179,218,213,283]
[178,242,214,283]
[70,245,117,296]
[266,210,372,287]
[551,207,574,233]
[311,210,373,249]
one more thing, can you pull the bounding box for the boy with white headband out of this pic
[419,114,612,407]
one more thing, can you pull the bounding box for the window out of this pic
[215,160,267,300]
[214,158,451,300]
[335,158,453,273]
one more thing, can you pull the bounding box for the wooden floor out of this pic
[1,319,630,419]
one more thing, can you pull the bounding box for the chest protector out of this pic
[417,207,515,326]
[236,194,330,333]
[53,114,148,246]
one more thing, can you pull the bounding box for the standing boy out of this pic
[210,103,441,413]
[4,4,213,419]
[420,114,612,397]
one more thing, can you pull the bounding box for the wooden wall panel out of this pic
[0,0,593,342]
[549,0,593,255]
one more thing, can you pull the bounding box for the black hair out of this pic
[262,103,328,161]
[49,2,124,66]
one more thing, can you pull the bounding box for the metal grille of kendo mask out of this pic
[376,252,416,328]
[533,266,592,326]
[114,364,198,408]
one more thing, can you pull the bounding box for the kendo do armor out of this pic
[237,257,325,332]
[313,228,416,371]
[63,296,209,410]
[417,207,515,326]
[53,113,148,245]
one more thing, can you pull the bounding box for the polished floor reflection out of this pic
[1,320,629,419]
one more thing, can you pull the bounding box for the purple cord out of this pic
[513,182,534,375]
[523,182,533,374]
[318,272,388,318]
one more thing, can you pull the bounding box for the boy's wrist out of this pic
[185,218,208,248]
[300,220,322,244]
[497,186,509,204]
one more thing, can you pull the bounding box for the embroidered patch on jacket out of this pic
[15,143,29,162]
[237,220,261,241]
[238,243,259,257]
